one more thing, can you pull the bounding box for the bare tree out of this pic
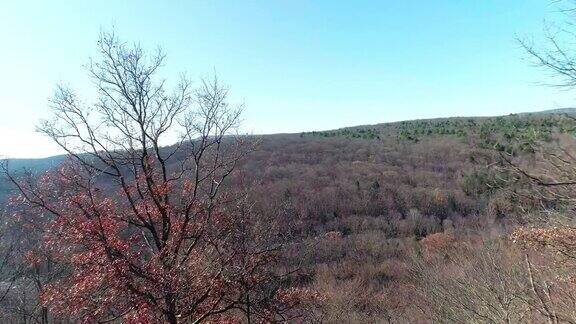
[0,210,16,308]
[477,3,576,322]
[0,185,59,324]
[2,31,296,323]
[518,0,576,90]
[409,237,534,323]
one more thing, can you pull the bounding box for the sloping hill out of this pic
[3,155,66,171]
[522,107,576,115]
[0,155,66,203]
[2,111,576,321]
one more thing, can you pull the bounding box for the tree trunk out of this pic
[246,293,251,324]
[165,294,178,324]
[41,306,48,324]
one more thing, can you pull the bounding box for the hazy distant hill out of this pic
[0,155,66,203]
[3,155,66,171]
[519,107,576,116]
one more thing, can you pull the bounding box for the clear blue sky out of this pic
[1,0,574,158]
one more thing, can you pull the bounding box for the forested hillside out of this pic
[238,112,576,321]
[3,111,575,322]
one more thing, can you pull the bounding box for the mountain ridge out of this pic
[2,108,575,166]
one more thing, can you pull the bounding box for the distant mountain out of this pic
[2,155,66,172]
[0,155,66,204]
[520,108,576,116]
